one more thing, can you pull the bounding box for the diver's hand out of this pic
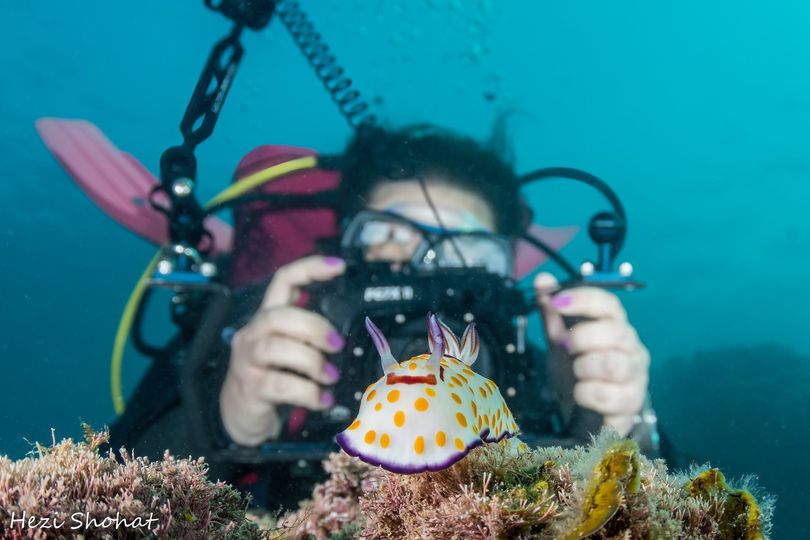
[219,255,346,446]
[535,272,650,437]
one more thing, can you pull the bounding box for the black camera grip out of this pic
[561,314,605,441]
[566,406,605,441]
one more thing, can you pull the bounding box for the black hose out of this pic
[520,167,627,257]
[182,286,233,456]
[277,0,376,129]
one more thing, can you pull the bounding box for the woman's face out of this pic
[362,174,496,264]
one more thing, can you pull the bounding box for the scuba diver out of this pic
[220,126,651,450]
[35,0,664,510]
[106,123,657,509]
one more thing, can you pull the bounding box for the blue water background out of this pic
[1,1,808,536]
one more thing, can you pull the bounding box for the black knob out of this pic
[588,211,625,246]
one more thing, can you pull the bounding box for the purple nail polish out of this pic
[553,294,572,308]
[324,256,344,266]
[323,361,341,383]
[327,329,346,350]
[320,391,335,407]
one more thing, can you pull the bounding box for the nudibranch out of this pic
[335,314,525,474]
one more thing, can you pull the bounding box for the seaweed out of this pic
[558,439,641,540]
[277,431,772,540]
[684,468,768,540]
[0,425,266,539]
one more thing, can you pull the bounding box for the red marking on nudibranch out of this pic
[386,373,437,385]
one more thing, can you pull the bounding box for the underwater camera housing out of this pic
[210,175,645,464]
[306,257,539,427]
[207,257,551,466]
[218,254,553,463]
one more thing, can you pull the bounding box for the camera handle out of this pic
[559,213,639,440]
[559,314,604,441]
[559,312,661,454]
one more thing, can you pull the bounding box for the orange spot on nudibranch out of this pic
[454,437,465,451]
[456,412,468,428]
[364,430,376,444]
[387,390,400,403]
[471,401,477,417]
[451,393,462,405]
[366,389,376,402]
[414,436,425,454]
[450,375,462,386]
[394,411,406,427]
[463,368,474,376]
[348,419,361,431]
[408,363,418,371]
[425,387,436,397]
[457,373,468,384]
[374,402,383,412]
[436,431,446,447]
[380,433,390,448]
[414,397,429,411]
[478,387,487,399]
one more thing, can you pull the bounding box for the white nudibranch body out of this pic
[335,314,526,474]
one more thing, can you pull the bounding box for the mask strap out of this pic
[415,176,469,268]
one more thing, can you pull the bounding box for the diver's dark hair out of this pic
[336,124,525,235]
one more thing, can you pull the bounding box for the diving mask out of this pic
[340,209,514,277]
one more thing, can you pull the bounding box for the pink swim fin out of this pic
[514,223,579,279]
[35,117,233,254]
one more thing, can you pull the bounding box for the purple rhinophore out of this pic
[428,314,445,368]
[365,316,398,372]
[365,317,391,354]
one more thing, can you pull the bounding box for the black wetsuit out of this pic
[109,283,668,510]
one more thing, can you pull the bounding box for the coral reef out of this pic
[4,426,769,539]
[683,469,767,540]
[278,452,386,540]
[278,432,773,540]
[558,439,641,540]
[0,426,266,539]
